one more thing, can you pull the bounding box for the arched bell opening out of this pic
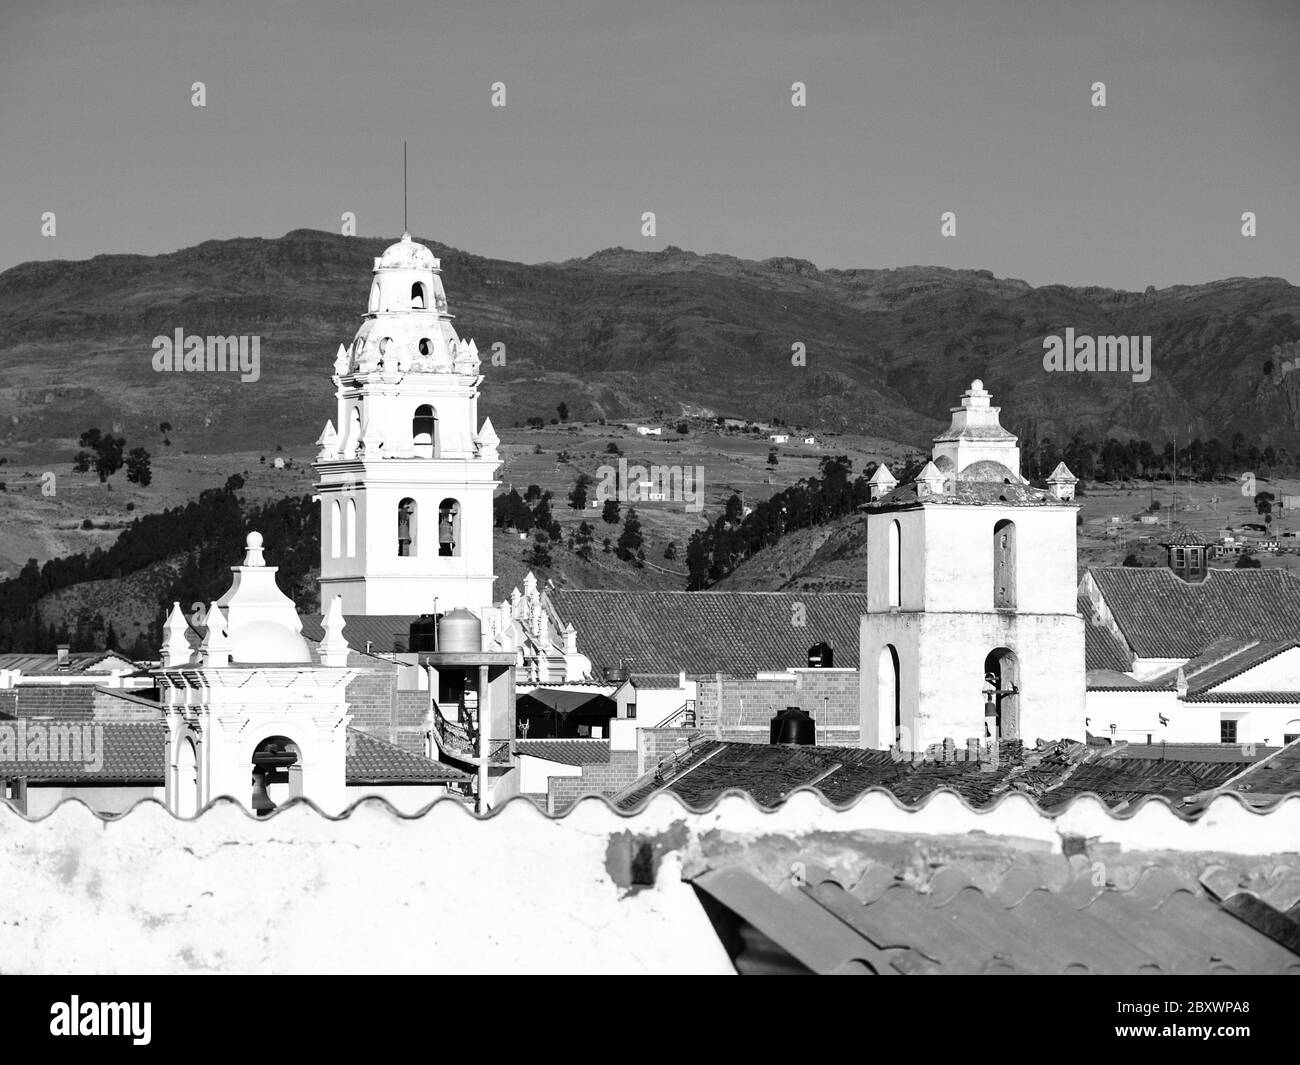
[250,735,300,818]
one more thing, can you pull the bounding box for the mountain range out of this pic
[2,230,1298,460]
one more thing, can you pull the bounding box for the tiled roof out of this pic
[4,720,466,786]
[1150,638,1298,694]
[1079,595,1133,671]
[346,729,470,784]
[0,720,165,781]
[1087,567,1300,659]
[629,673,686,690]
[615,739,1086,811]
[547,589,871,676]
[300,614,418,654]
[1161,525,1210,547]
[1110,743,1278,763]
[692,861,1300,974]
[866,479,1064,510]
[1035,757,1242,810]
[611,738,1291,814]
[1211,740,1300,802]
[514,740,612,766]
[1183,691,1300,704]
[0,651,136,674]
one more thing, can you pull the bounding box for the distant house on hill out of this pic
[635,426,662,436]
[768,433,789,443]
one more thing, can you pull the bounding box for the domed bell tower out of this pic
[314,234,500,615]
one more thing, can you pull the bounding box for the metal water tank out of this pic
[438,608,482,653]
[770,705,816,745]
[409,614,440,653]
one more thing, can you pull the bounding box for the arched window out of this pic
[250,736,299,817]
[984,648,1019,740]
[347,407,362,457]
[878,645,902,750]
[176,737,199,818]
[398,498,418,557]
[368,281,380,313]
[411,282,428,309]
[413,404,437,458]
[344,498,357,558]
[887,520,901,607]
[330,500,341,559]
[994,519,1017,609]
[439,498,461,557]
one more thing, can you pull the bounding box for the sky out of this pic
[1,0,1296,289]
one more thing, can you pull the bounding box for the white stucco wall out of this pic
[2,792,1298,974]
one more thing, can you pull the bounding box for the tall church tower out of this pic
[860,380,1083,750]
[314,234,500,615]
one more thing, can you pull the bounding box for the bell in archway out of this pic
[251,767,277,817]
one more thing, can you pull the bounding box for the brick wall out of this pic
[547,750,640,813]
[639,728,703,775]
[344,659,399,741]
[695,670,860,745]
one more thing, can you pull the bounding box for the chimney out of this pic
[56,644,70,670]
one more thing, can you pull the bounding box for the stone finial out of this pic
[316,420,339,461]
[318,595,350,667]
[161,601,193,668]
[475,417,500,461]
[333,343,351,377]
[563,623,577,656]
[867,463,898,501]
[523,571,539,598]
[243,531,266,567]
[1046,461,1079,501]
[916,461,945,497]
[200,602,231,668]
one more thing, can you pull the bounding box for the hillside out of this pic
[2,230,1298,472]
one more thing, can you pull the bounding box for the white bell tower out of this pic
[314,234,500,615]
[859,381,1084,751]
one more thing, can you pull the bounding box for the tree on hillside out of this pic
[557,402,569,423]
[533,493,562,541]
[525,530,552,568]
[568,472,591,511]
[767,448,779,468]
[724,493,744,524]
[663,540,677,561]
[524,483,543,503]
[74,428,127,482]
[1236,552,1262,569]
[574,521,595,561]
[601,498,621,524]
[685,530,711,590]
[493,488,533,532]
[126,448,152,487]
[616,508,643,563]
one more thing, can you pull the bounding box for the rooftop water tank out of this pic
[807,641,834,668]
[770,705,816,745]
[409,614,440,653]
[438,608,482,654]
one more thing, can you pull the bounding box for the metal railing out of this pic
[655,699,697,729]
